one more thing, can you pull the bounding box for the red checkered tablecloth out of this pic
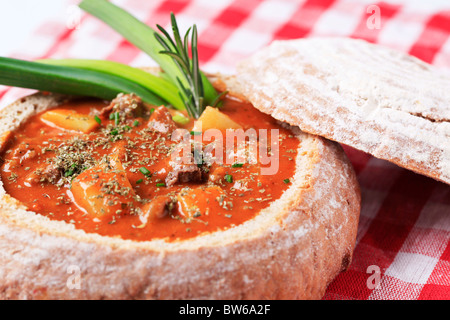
[1,0,449,300]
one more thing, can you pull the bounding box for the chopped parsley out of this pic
[139,167,151,176]
[64,168,75,177]
[110,128,119,136]
[94,115,102,125]
[224,174,233,183]
[114,112,120,126]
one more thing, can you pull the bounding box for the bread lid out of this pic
[236,37,450,185]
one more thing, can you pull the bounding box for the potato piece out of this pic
[71,161,135,220]
[192,106,242,132]
[177,186,224,218]
[40,108,99,133]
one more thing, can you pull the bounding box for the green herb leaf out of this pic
[232,163,243,168]
[114,112,120,126]
[283,178,290,184]
[224,174,233,183]
[156,182,166,187]
[172,113,190,125]
[65,169,74,177]
[94,115,102,124]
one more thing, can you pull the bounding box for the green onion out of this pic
[79,0,219,116]
[172,113,190,125]
[232,163,243,168]
[224,174,233,183]
[0,0,222,119]
[133,120,140,127]
[139,167,151,176]
[156,182,166,187]
[283,179,290,184]
[94,115,101,124]
[136,179,143,184]
[0,57,165,106]
[190,131,202,135]
[38,58,185,110]
[110,128,119,136]
[114,111,120,126]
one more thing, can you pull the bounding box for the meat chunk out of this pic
[165,162,203,187]
[25,164,61,185]
[99,93,145,119]
[11,143,38,164]
[148,106,177,134]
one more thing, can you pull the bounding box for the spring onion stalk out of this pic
[0,57,165,105]
[38,58,185,110]
[172,113,190,125]
[79,0,219,115]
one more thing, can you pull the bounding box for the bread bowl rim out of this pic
[0,88,322,250]
[0,73,361,299]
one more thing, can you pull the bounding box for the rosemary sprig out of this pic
[79,0,222,119]
[0,0,225,120]
[155,14,204,118]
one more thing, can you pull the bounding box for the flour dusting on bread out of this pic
[236,37,450,185]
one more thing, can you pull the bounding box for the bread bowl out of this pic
[0,72,360,299]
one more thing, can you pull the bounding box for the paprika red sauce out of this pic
[0,93,299,241]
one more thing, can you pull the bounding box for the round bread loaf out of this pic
[0,74,360,299]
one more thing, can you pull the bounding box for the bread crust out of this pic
[236,37,450,186]
[0,79,360,299]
